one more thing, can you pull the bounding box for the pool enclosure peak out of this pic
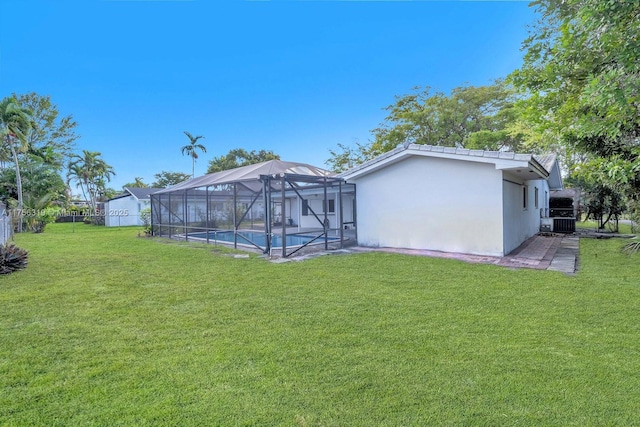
[150,159,356,257]
[153,159,335,194]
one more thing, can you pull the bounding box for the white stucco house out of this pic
[339,144,563,257]
[104,187,163,227]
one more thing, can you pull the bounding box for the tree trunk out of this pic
[78,183,89,214]
[87,182,96,214]
[9,143,23,233]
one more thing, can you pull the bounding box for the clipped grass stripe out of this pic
[1,223,639,426]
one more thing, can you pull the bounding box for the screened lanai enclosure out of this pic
[150,160,357,257]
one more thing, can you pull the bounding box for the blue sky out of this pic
[1,0,536,191]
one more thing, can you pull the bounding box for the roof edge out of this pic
[339,144,550,180]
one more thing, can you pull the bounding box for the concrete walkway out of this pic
[497,234,578,274]
[349,234,579,275]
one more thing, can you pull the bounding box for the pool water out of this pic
[190,230,338,247]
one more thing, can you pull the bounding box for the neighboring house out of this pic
[69,199,91,210]
[339,144,563,257]
[104,187,162,227]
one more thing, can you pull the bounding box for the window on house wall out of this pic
[523,186,528,210]
[323,199,335,213]
[534,187,539,209]
[302,199,309,216]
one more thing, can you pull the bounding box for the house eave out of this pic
[339,144,550,182]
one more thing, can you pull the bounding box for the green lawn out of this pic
[2,223,640,426]
[576,218,636,234]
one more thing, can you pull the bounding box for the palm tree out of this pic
[66,162,90,206]
[0,97,32,233]
[181,131,206,178]
[67,150,115,215]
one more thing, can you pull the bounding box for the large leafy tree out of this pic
[207,148,280,173]
[181,131,206,178]
[0,96,32,232]
[151,171,191,188]
[67,150,115,213]
[15,93,78,170]
[566,170,626,231]
[0,156,67,204]
[326,81,524,172]
[511,0,640,201]
[326,140,371,175]
[101,187,119,201]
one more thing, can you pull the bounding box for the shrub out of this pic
[83,215,104,225]
[25,207,61,233]
[140,207,152,235]
[0,243,28,274]
[623,238,640,255]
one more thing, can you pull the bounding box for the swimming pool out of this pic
[190,230,339,248]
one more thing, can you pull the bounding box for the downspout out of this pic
[353,183,358,244]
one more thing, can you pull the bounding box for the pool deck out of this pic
[348,233,579,275]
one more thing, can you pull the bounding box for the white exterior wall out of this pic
[502,175,550,254]
[294,190,354,233]
[340,194,355,229]
[105,196,149,227]
[350,156,505,256]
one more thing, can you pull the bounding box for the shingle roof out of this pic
[534,154,557,174]
[109,187,163,201]
[126,187,163,200]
